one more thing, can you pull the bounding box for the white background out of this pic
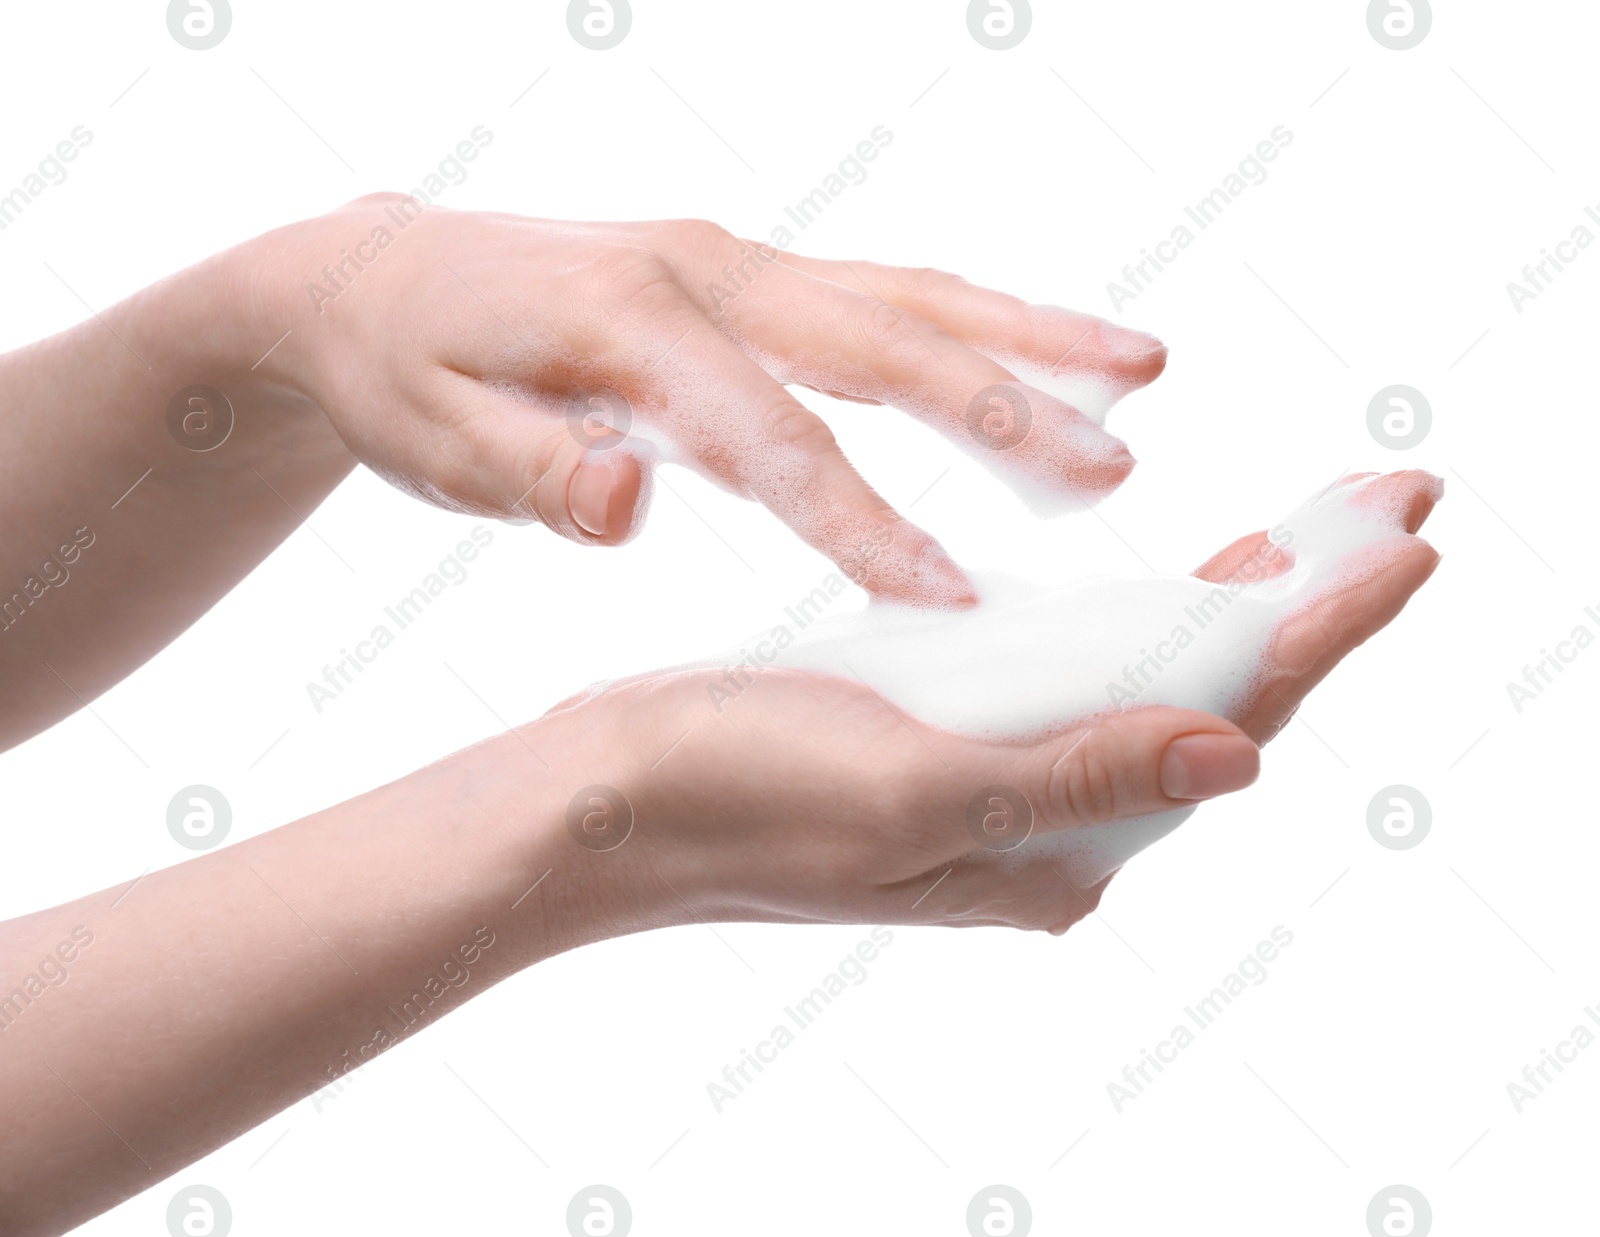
[1,1,1595,1233]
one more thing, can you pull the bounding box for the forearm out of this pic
[0,242,353,751]
[0,722,626,1236]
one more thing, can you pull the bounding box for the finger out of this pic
[1333,468,1442,533]
[1193,470,1441,585]
[653,320,977,607]
[764,252,1167,422]
[912,706,1258,862]
[1193,529,1294,584]
[895,709,1256,930]
[711,260,1136,510]
[1239,541,1440,743]
[415,368,650,545]
[1194,469,1443,743]
[1022,707,1260,830]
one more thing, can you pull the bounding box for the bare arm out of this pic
[0,722,589,1234]
[0,250,354,750]
[0,670,1269,1235]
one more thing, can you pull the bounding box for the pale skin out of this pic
[0,200,1439,1233]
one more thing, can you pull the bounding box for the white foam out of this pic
[687,472,1431,882]
[1009,361,1119,427]
[960,401,1130,520]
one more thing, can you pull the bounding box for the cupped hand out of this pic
[248,200,1166,605]
[536,473,1438,939]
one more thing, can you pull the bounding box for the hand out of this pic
[538,471,1439,936]
[0,201,1163,747]
[246,199,1169,605]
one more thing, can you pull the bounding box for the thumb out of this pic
[537,440,649,546]
[427,375,651,544]
[1020,706,1260,831]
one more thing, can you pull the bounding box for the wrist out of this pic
[124,238,347,471]
[232,196,417,403]
[450,709,682,963]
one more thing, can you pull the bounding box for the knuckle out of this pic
[660,217,734,256]
[676,217,729,241]
[581,246,680,313]
[903,265,967,299]
[340,189,416,212]
[1044,735,1124,826]
[508,423,576,525]
[760,397,838,454]
[850,297,920,356]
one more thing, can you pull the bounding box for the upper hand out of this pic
[248,199,1167,606]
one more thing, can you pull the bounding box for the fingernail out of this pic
[568,460,614,536]
[1159,733,1260,800]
